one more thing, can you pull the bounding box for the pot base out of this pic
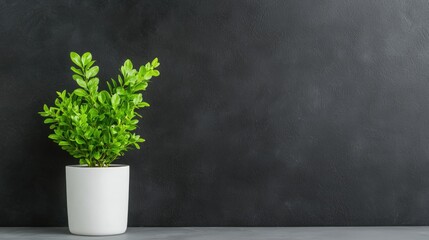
[69,228,127,236]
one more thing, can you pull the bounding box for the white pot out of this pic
[66,164,129,236]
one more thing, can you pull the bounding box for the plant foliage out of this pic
[39,52,160,167]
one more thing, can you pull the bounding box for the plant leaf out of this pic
[93,151,101,160]
[134,82,148,92]
[151,58,158,67]
[76,78,87,89]
[111,93,120,107]
[152,70,160,76]
[124,59,133,70]
[71,66,83,75]
[70,52,82,67]
[73,88,87,97]
[72,74,83,82]
[86,66,99,79]
[59,141,69,146]
[81,52,92,66]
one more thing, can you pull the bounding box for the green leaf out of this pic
[70,52,82,67]
[98,90,110,103]
[138,66,147,76]
[128,76,137,85]
[88,108,98,118]
[85,159,91,166]
[102,133,109,143]
[151,58,159,67]
[73,88,87,97]
[97,94,105,104]
[132,93,142,105]
[48,134,59,140]
[106,81,113,93]
[75,137,85,144]
[93,151,101,160]
[116,87,126,95]
[111,79,118,88]
[138,102,150,108]
[84,130,92,139]
[72,74,83,82]
[111,93,120,107]
[120,66,126,77]
[127,125,137,130]
[39,111,49,117]
[134,82,148,92]
[110,127,118,135]
[86,60,95,70]
[76,78,87,89]
[152,70,160,76]
[59,141,69,146]
[71,66,83,75]
[44,118,56,124]
[81,52,92,66]
[124,59,133,70]
[143,72,152,80]
[87,78,99,89]
[86,66,99,79]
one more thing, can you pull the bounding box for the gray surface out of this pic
[1,227,429,240]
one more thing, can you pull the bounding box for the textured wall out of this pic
[1,0,429,226]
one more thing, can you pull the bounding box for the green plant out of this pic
[39,52,160,167]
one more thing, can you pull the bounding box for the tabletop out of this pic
[1,227,429,239]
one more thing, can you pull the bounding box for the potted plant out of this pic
[39,52,160,235]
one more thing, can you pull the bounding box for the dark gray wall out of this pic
[1,0,429,226]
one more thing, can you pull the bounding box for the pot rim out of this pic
[66,164,129,168]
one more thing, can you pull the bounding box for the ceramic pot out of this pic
[66,164,129,236]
